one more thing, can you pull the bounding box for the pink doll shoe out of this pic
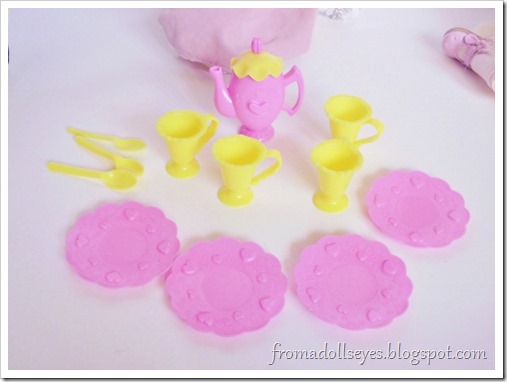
[442,27,493,68]
[294,234,412,330]
[66,201,180,288]
[165,237,287,336]
[366,170,470,248]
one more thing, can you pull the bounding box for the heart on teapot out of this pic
[247,100,270,115]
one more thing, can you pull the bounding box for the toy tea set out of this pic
[48,38,470,336]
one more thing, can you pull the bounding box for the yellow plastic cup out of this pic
[157,110,219,178]
[311,138,363,213]
[324,95,384,146]
[212,135,282,207]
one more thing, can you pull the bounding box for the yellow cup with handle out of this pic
[324,95,384,145]
[213,135,282,207]
[157,110,219,178]
[311,138,363,213]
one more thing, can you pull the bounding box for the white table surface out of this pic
[4,4,501,377]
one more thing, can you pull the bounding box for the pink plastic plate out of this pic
[366,170,470,247]
[295,234,412,330]
[165,237,287,336]
[66,201,180,288]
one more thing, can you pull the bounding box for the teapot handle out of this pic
[282,66,305,115]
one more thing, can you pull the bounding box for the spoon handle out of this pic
[46,161,103,180]
[66,126,117,141]
[66,126,146,151]
[74,136,116,161]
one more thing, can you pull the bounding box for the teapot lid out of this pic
[230,38,284,81]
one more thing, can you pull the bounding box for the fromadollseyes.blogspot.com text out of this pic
[267,342,488,366]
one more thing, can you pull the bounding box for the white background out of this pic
[4,3,500,377]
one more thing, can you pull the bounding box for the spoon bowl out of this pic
[47,162,138,190]
[102,168,138,190]
[74,136,144,176]
[112,138,146,151]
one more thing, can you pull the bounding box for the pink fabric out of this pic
[158,9,317,69]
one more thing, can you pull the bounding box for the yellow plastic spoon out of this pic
[66,126,146,151]
[74,136,144,176]
[47,162,137,190]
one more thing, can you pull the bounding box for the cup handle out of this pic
[197,115,219,151]
[354,118,384,147]
[251,149,282,186]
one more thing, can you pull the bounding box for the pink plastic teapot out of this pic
[209,38,304,141]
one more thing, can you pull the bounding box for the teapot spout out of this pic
[209,66,237,118]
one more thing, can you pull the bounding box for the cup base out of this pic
[239,125,274,142]
[313,192,350,213]
[218,187,254,207]
[166,160,199,178]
